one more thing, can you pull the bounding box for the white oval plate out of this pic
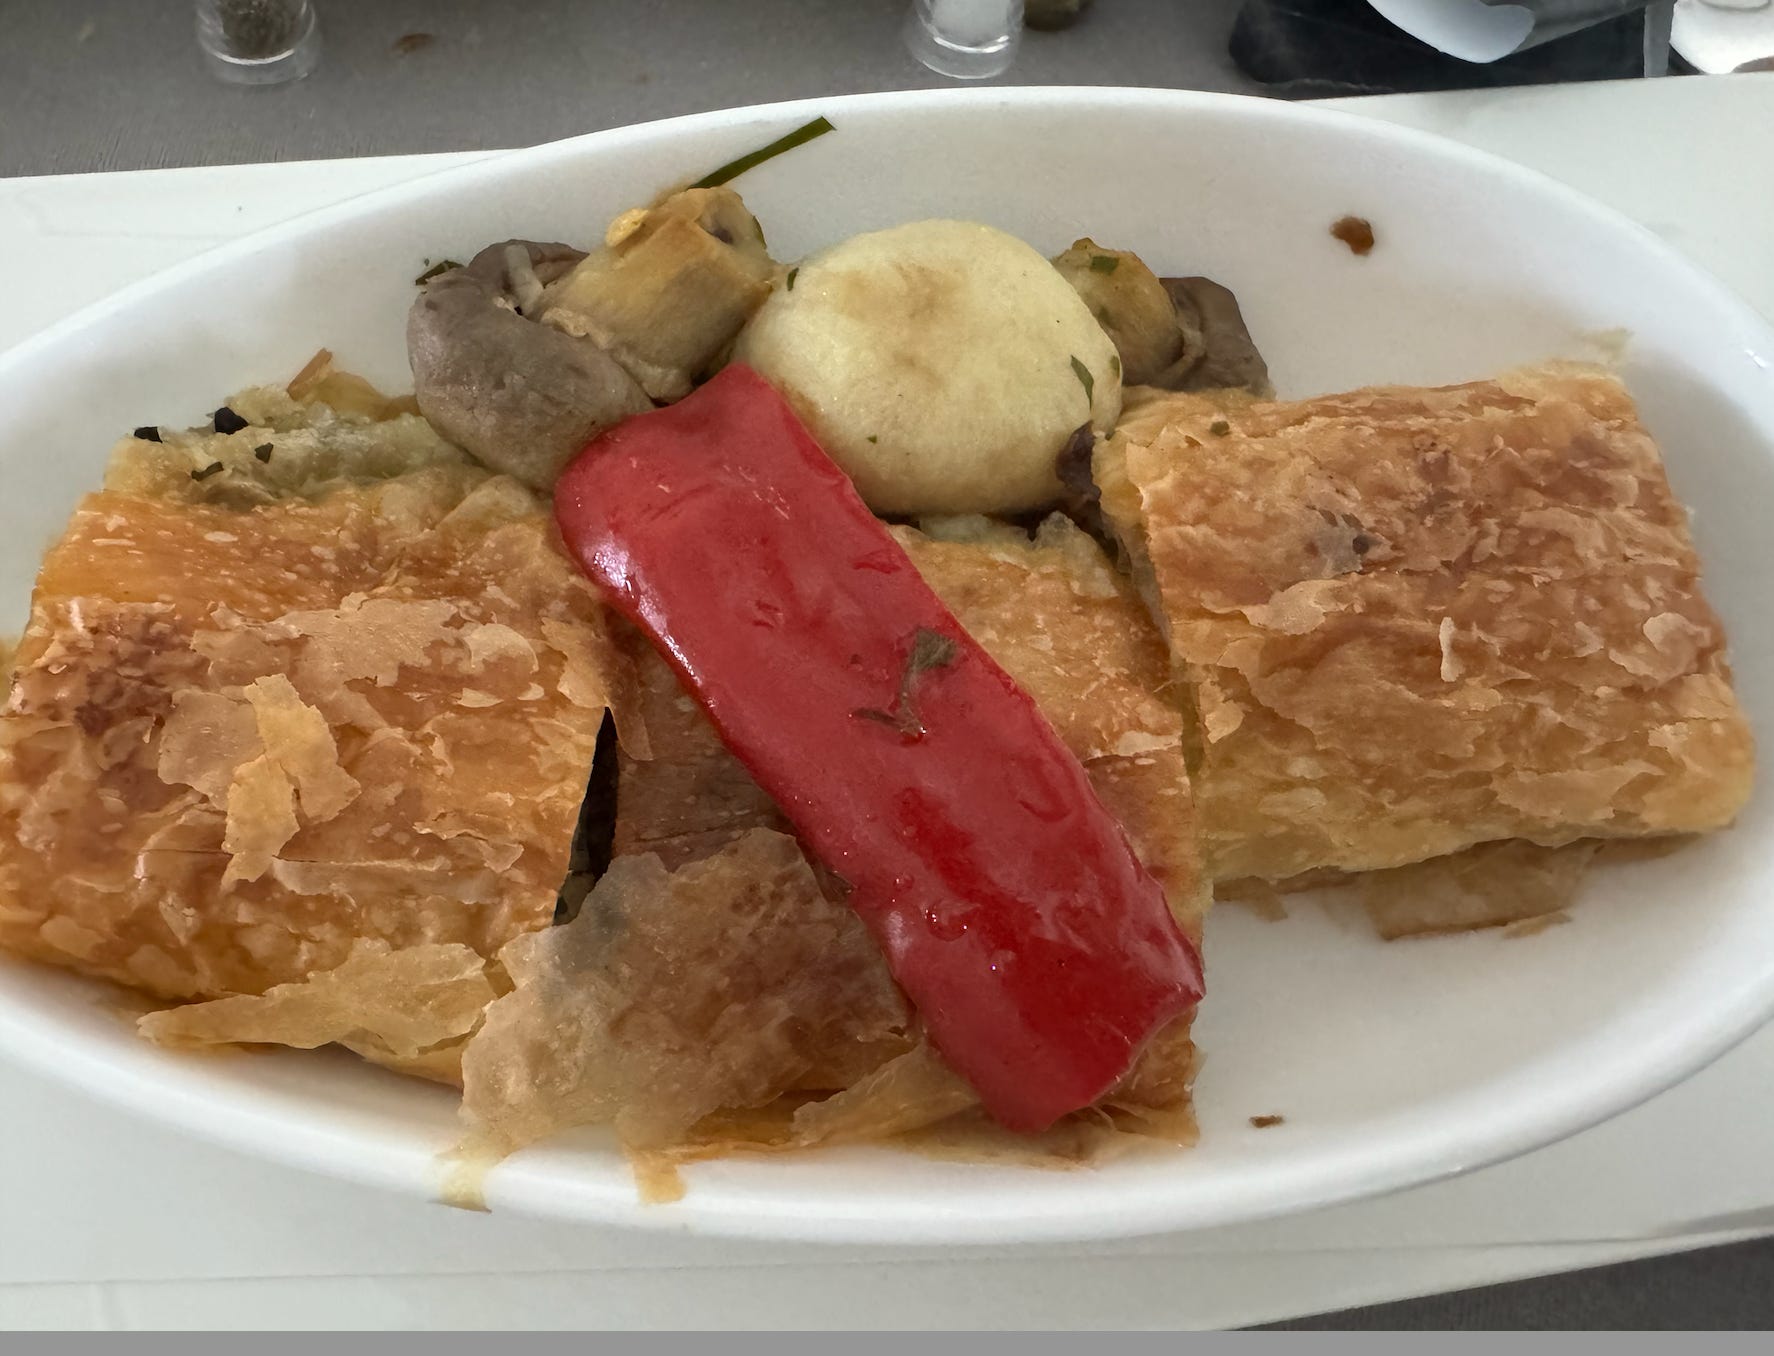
[0,89,1770,1245]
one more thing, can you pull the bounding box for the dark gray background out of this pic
[0,0,1769,1331]
[0,0,1258,177]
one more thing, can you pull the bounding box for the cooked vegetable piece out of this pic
[734,219,1121,515]
[539,187,777,401]
[407,241,652,491]
[554,364,1204,1132]
[1157,277,1273,397]
[1051,238,1194,387]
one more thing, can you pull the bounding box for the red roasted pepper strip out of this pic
[554,364,1204,1132]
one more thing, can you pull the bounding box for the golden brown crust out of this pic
[1098,365,1755,883]
[0,473,615,1000]
[896,517,1184,760]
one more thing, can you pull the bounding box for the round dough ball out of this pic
[733,219,1121,515]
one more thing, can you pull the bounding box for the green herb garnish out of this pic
[1089,254,1120,275]
[1209,419,1231,437]
[692,115,835,190]
[414,259,462,286]
[854,626,958,739]
[1070,355,1095,407]
[190,461,226,482]
[906,627,957,676]
[253,443,275,462]
[1108,354,1121,378]
[866,434,878,444]
[785,267,798,291]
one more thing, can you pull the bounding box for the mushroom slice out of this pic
[1156,276,1272,398]
[407,240,653,491]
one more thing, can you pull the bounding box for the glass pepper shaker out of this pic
[195,0,322,87]
[905,0,1025,79]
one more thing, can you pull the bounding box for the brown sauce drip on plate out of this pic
[1331,216,1376,256]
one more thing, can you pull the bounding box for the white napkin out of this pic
[1369,0,1659,60]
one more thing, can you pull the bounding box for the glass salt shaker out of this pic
[905,0,1025,79]
[195,0,322,86]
